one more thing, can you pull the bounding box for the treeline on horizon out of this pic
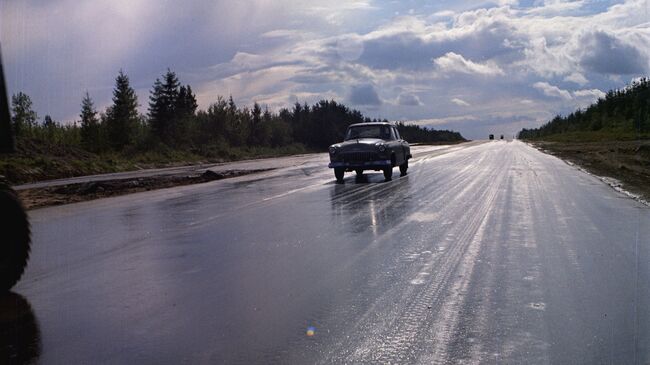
[6,69,465,157]
[518,78,650,139]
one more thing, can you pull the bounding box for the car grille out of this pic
[341,151,379,162]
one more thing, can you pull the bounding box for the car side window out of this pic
[393,127,401,140]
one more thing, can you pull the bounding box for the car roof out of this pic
[348,122,393,127]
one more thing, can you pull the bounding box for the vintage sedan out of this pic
[328,122,411,182]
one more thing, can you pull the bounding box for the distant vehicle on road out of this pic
[489,134,494,140]
[328,122,411,182]
[500,135,504,140]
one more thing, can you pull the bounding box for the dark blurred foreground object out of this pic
[0,293,41,364]
[0,179,30,292]
[0,43,31,292]
[0,45,14,153]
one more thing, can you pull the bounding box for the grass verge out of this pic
[0,138,309,185]
[529,138,650,203]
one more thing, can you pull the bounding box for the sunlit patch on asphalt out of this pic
[306,326,316,337]
[529,302,546,311]
[410,272,430,285]
[409,212,439,222]
[403,253,420,261]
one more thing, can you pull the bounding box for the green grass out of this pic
[0,139,311,185]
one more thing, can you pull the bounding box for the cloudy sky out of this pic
[1,0,649,139]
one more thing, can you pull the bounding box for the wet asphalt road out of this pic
[5,140,650,364]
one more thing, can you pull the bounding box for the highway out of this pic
[5,140,650,364]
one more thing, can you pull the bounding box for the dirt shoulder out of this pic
[530,140,650,202]
[19,168,272,210]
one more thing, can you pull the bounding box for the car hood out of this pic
[334,138,384,149]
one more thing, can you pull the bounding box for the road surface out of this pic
[5,140,650,364]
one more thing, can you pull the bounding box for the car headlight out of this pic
[377,144,386,152]
[329,146,337,154]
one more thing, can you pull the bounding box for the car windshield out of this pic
[345,125,391,140]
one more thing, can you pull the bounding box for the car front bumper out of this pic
[328,160,392,169]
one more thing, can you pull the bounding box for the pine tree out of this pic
[225,95,244,145]
[42,115,56,141]
[248,102,263,145]
[148,77,166,140]
[205,96,227,141]
[149,69,183,144]
[80,92,101,151]
[43,115,55,128]
[176,85,198,118]
[11,92,37,137]
[106,70,139,150]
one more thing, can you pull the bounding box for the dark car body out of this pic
[328,122,411,182]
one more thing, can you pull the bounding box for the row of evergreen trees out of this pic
[519,78,650,139]
[396,122,463,142]
[9,69,465,154]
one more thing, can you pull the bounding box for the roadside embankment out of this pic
[18,168,273,210]
[529,140,650,203]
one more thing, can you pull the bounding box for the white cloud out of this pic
[433,10,456,18]
[433,52,504,76]
[397,93,423,106]
[305,0,377,25]
[533,82,572,100]
[411,115,479,127]
[260,29,304,39]
[573,88,606,99]
[526,0,586,15]
[496,0,519,6]
[451,98,470,106]
[564,72,588,85]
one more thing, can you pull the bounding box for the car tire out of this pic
[334,168,345,182]
[399,160,408,176]
[0,183,31,292]
[355,169,363,176]
[0,293,40,362]
[383,167,393,181]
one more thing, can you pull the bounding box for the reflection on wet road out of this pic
[5,141,650,363]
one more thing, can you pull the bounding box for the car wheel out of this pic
[355,169,363,176]
[399,160,408,176]
[334,168,345,182]
[0,183,31,292]
[383,167,393,181]
[0,293,40,362]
